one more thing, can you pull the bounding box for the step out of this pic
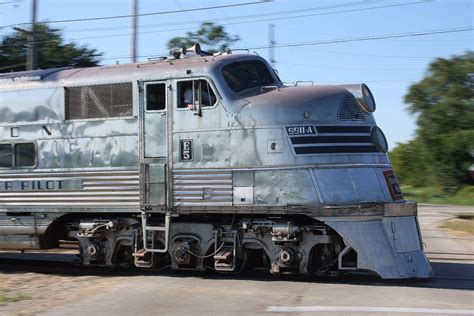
[132,249,147,258]
[214,248,233,261]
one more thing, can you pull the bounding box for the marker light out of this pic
[371,126,388,153]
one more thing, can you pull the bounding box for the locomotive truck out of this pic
[0,45,433,278]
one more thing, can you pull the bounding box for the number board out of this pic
[383,170,404,200]
[180,139,193,161]
[285,126,317,136]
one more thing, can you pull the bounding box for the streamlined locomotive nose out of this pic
[233,85,368,126]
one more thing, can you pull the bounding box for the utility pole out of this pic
[131,0,138,63]
[269,24,276,68]
[15,0,37,70]
[28,0,38,70]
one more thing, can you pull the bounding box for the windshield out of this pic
[222,61,275,92]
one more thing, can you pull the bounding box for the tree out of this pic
[389,139,438,187]
[167,22,240,53]
[0,23,102,73]
[405,52,474,141]
[393,51,474,192]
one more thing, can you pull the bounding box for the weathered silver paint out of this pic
[0,53,431,278]
[0,88,64,124]
[323,216,433,279]
[0,234,41,249]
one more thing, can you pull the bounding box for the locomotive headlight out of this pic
[370,126,388,153]
[339,83,376,113]
[360,84,376,113]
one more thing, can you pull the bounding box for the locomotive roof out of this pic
[0,53,262,90]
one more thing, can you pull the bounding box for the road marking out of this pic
[266,306,474,314]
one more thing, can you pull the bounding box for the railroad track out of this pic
[1,251,472,280]
[426,251,474,262]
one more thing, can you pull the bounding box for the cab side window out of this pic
[0,144,12,168]
[0,143,36,168]
[146,83,166,111]
[15,143,36,167]
[177,79,217,109]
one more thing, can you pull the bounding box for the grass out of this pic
[0,288,30,306]
[440,218,474,235]
[401,185,474,206]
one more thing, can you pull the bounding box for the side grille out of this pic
[65,82,133,120]
[338,94,366,121]
[289,125,380,155]
[173,169,233,206]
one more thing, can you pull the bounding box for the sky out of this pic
[0,0,472,149]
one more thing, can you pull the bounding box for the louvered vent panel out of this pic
[338,94,366,121]
[66,83,133,120]
[173,170,233,206]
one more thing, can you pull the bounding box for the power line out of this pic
[5,26,470,63]
[89,26,473,62]
[294,47,459,59]
[28,25,214,44]
[285,78,419,84]
[0,1,22,4]
[67,0,432,34]
[11,0,434,46]
[1,0,267,28]
[279,62,425,71]
[189,0,434,33]
[241,27,474,50]
[56,0,375,33]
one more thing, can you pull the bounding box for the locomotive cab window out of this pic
[0,143,36,168]
[177,79,217,109]
[145,83,166,111]
[222,61,274,92]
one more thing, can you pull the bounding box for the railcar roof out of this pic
[0,67,69,81]
[0,53,261,89]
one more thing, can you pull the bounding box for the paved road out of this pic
[0,205,472,315]
[36,205,473,316]
[417,205,473,261]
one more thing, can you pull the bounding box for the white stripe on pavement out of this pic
[266,306,474,314]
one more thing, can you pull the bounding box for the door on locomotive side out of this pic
[172,78,233,209]
[173,78,220,165]
[139,81,170,210]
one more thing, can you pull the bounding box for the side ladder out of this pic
[141,212,171,253]
[213,230,240,272]
[133,212,171,268]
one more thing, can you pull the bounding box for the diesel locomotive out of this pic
[0,45,433,278]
